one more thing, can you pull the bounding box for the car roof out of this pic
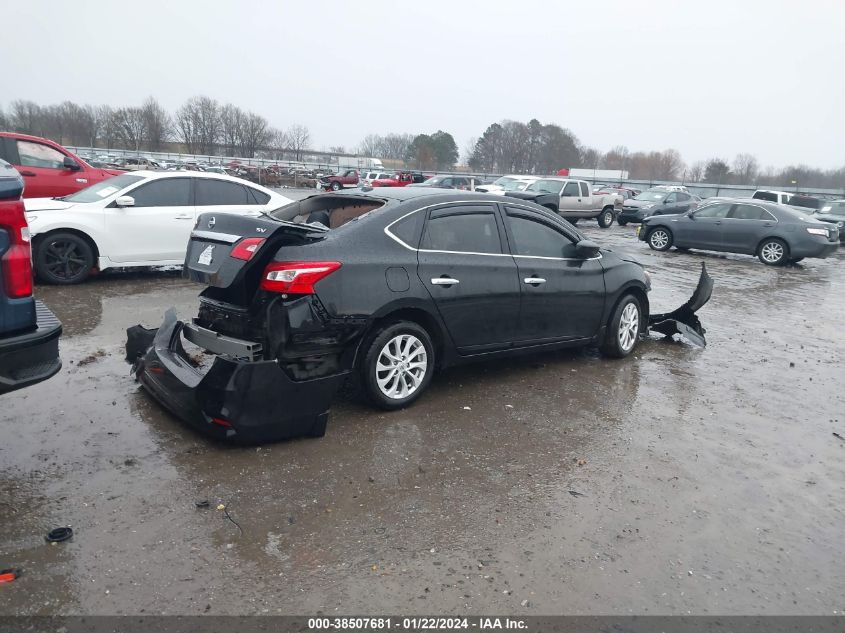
[126,169,280,193]
[327,187,509,204]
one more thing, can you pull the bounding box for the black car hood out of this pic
[815,213,844,224]
[504,191,542,201]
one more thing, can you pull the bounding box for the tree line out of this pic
[3,99,842,189]
[464,118,844,189]
[0,96,311,160]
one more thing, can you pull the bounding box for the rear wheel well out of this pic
[360,308,445,369]
[34,229,100,263]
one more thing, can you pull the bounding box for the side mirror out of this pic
[663,199,670,204]
[575,239,600,259]
[63,156,80,171]
[115,195,135,208]
[686,210,695,218]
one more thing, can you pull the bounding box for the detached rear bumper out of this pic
[128,309,345,444]
[0,301,62,396]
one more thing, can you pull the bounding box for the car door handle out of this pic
[763,222,773,227]
[174,214,194,220]
[714,221,722,225]
[19,171,36,177]
[523,277,546,285]
[431,277,459,286]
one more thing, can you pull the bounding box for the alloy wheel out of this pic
[376,334,428,399]
[44,239,88,281]
[760,241,784,263]
[618,302,639,352]
[649,229,669,249]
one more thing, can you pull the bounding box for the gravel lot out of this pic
[1,198,843,615]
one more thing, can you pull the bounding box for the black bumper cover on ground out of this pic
[0,300,62,396]
[127,309,345,444]
[647,262,713,347]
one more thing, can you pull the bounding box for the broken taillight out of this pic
[260,261,342,294]
[230,237,266,261]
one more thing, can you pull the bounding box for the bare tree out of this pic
[733,153,759,184]
[96,105,118,149]
[219,104,244,156]
[380,133,413,161]
[688,160,705,182]
[113,107,147,151]
[358,134,382,157]
[286,124,310,161]
[141,97,171,151]
[239,112,271,158]
[328,145,346,154]
[8,100,43,135]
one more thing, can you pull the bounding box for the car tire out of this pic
[597,207,615,228]
[646,227,673,251]
[360,321,435,411]
[599,294,642,358]
[757,238,789,266]
[34,232,95,284]
[330,181,341,191]
[617,218,628,226]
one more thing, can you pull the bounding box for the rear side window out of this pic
[677,192,691,201]
[130,178,191,207]
[390,211,424,248]
[421,211,501,254]
[17,140,65,169]
[247,187,270,205]
[506,213,576,258]
[196,179,249,205]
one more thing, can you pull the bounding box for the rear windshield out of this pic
[63,174,145,203]
[752,191,782,203]
[789,196,822,210]
[268,195,385,229]
[820,201,845,215]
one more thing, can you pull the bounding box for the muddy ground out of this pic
[1,203,843,616]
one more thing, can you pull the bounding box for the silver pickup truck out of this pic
[504,177,623,227]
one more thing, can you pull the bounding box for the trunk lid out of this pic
[184,212,328,289]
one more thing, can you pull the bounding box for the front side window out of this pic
[421,211,501,254]
[17,140,66,169]
[695,203,732,218]
[665,193,678,203]
[677,192,691,201]
[196,179,249,205]
[506,212,576,258]
[561,182,580,197]
[130,178,192,207]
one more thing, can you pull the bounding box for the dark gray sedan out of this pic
[815,199,845,242]
[618,189,700,225]
[638,199,840,265]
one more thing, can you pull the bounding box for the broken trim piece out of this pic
[647,262,713,347]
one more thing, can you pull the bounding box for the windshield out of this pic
[635,191,667,202]
[526,179,563,194]
[63,174,145,203]
[789,197,822,210]
[502,179,533,191]
[491,176,517,187]
[820,201,845,215]
[423,176,447,185]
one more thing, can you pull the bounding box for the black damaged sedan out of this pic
[127,188,699,443]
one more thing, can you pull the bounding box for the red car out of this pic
[368,171,428,187]
[0,132,123,198]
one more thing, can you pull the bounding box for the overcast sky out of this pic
[4,0,842,169]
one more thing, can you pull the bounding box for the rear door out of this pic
[195,178,264,219]
[503,206,605,342]
[722,203,776,254]
[417,204,520,353]
[10,138,85,198]
[105,177,194,262]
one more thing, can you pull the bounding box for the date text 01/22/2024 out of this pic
[307,617,528,630]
